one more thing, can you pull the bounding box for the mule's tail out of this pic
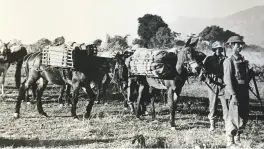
[15,59,23,89]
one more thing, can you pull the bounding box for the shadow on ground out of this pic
[0,137,128,148]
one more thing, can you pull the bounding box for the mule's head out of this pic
[0,42,11,61]
[114,52,128,82]
[176,37,202,75]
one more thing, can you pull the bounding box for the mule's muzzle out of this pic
[189,61,200,74]
[0,55,5,60]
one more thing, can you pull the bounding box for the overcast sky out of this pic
[0,0,264,44]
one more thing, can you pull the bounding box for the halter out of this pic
[181,48,199,74]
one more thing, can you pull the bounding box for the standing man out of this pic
[223,36,249,147]
[200,41,228,131]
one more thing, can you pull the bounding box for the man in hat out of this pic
[200,41,228,132]
[223,36,249,147]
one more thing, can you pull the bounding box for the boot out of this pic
[209,119,216,131]
[226,136,235,147]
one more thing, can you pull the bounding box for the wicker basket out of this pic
[42,45,74,68]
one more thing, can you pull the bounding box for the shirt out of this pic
[223,53,248,95]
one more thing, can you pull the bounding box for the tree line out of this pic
[6,13,264,53]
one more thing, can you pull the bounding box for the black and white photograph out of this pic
[0,0,264,148]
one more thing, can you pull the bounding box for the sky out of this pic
[0,0,264,44]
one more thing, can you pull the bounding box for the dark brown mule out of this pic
[18,52,72,105]
[0,42,27,96]
[115,38,206,129]
[14,45,109,119]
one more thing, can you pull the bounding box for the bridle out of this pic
[182,48,199,75]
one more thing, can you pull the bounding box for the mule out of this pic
[115,38,206,129]
[0,42,27,96]
[14,45,110,119]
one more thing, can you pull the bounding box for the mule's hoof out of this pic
[104,103,108,106]
[130,111,135,115]
[170,127,176,131]
[84,113,90,119]
[59,104,64,108]
[26,102,31,105]
[42,112,49,117]
[74,117,79,121]
[208,127,215,132]
[13,113,19,118]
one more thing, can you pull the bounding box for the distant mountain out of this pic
[170,5,264,47]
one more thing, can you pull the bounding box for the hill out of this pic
[170,5,264,47]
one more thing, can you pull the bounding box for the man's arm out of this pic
[223,59,236,95]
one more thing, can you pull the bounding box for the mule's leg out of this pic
[168,81,184,129]
[14,73,39,118]
[65,84,72,105]
[149,88,156,120]
[57,84,66,105]
[71,82,80,119]
[101,75,110,105]
[1,84,4,96]
[1,70,7,96]
[84,84,97,119]
[31,82,37,100]
[151,96,156,120]
[36,78,48,117]
[127,79,135,113]
[25,82,37,104]
[136,83,145,118]
[25,90,30,103]
[95,83,102,104]
[167,88,177,128]
[119,82,128,108]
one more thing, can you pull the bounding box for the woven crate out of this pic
[42,45,74,68]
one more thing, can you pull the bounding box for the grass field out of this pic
[1,63,264,148]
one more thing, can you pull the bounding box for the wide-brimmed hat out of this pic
[212,41,224,49]
[212,41,224,50]
[226,36,245,44]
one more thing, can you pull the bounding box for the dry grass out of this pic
[0,63,264,148]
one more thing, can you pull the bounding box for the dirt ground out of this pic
[0,65,264,148]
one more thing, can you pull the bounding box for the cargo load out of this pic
[125,49,177,78]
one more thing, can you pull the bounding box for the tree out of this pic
[132,38,145,47]
[137,14,168,47]
[199,25,242,43]
[105,34,130,50]
[223,30,243,41]
[149,27,173,48]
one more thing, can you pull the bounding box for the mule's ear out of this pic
[190,38,199,47]
[185,38,192,47]
[5,42,10,47]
